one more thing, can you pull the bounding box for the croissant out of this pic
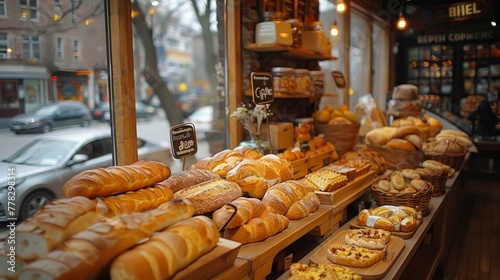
[285,191,321,220]
[233,146,264,159]
[63,161,171,199]
[212,197,266,229]
[189,149,244,177]
[223,212,289,244]
[262,180,312,215]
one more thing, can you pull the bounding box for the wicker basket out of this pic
[316,123,360,157]
[367,144,424,170]
[423,139,467,169]
[419,174,447,196]
[372,177,433,215]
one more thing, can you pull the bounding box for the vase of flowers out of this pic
[230,103,270,152]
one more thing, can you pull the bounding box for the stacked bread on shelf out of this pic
[388,84,422,115]
[356,205,420,232]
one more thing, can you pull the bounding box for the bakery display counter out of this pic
[236,206,333,280]
[277,153,469,280]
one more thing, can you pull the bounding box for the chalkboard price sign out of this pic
[332,71,346,89]
[251,72,274,105]
[170,123,198,159]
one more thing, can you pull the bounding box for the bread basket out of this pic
[372,174,433,216]
[419,173,447,197]
[423,138,467,169]
[316,123,360,157]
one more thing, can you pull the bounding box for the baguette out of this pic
[212,197,266,229]
[94,184,174,217]
[223,212,289,244]
[12,196,99,261]
[154,169,220,193]
[18,198,194,280]
[173,178,243,215]
[110,216,219,280]
[63,161,171,199]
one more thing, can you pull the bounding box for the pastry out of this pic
[344,228,391,250]
[327,244,386,268]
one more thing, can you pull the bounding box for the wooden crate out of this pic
[308,150,332,172]
[290,157,308,179]
[236,206,332,280]
[315,170,376,205]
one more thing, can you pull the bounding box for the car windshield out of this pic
[34,105,58,115]
[3,139,77,166]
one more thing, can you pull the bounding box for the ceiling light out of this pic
[336,0,346,14]
[492,21,497,27]
[396,13,407,30]
[330,22,339,36]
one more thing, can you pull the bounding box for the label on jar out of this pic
[313,79,324,95]
[251,72,274,105]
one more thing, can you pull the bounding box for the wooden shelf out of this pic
[244,89,321,99]
[244,43,337,61]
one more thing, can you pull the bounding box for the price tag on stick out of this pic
[170,123,198,170]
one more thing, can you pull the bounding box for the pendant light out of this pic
[396,12,407,30]
[336,0,346,14]
[330,21,339,36]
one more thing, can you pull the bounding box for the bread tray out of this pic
[309,230,405,280]
[172,238,241,280]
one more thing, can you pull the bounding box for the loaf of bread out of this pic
[385,138,417,151]
[94,184,174,217]
[18,198,194,280]
[341,148,387,175]
[188,149,244,177]
[62,161,171,199]
[11,196,99,261]
[262,180,312,215]
[391,125,420,140]
[110,216,219,280]
[223,212,289,244]
[225,154,293,198]
[356,205,419,232]
[365,127,396,146]
[285,191,321,220]
[392,84,419,100]
[212,197,266,229]
[154,169,220,193]
[173,178,242,215]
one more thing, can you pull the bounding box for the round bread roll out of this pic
[392,84,419,100]
[432,139,466,154]
[403,186,417,194]
[438,129,468,138]
[404,134,423,150]
[401,169,420,180]
[390,172,406,191]
[392,125,420,139]
[411,178,429,191]
[377,179,392,192]
[385,139,417,151]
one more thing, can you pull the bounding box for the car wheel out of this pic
[41,123,52,133]
[19,190,54,221]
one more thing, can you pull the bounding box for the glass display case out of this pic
[462,42,500,95]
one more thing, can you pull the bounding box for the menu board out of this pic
[251,72,274,105]
[170,123,198,159]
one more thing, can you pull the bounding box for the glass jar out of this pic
[272,67,296,93]
[286,19,303,48]
[255,12,293,46]
[294,117,315,143]
[295,69,312,94]
[302,21,328,54]
[310,70,325,95]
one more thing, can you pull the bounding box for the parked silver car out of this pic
[10,101,92,134]
[0,127,171,221]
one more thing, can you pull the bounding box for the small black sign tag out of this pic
[170,123,198,159]
[332,71,346,89]
[251,72,274,105]
[313,80,324,95]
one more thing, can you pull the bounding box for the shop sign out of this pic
[433,1,494,23]
[250,72,274,105]
[417,30,496,44]
[170,123,198,159]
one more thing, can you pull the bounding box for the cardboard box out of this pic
[260,122,294,151]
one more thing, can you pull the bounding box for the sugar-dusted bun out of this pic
[392,84,419,100]
[385,139,417,151]
[392,125,420,140]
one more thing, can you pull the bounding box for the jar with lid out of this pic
[286,19,303,48]
[272,67,296,93]
[295,69,312,94]
[310,70,325,95]
[255,12,293,46]
[302,21,328,54]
